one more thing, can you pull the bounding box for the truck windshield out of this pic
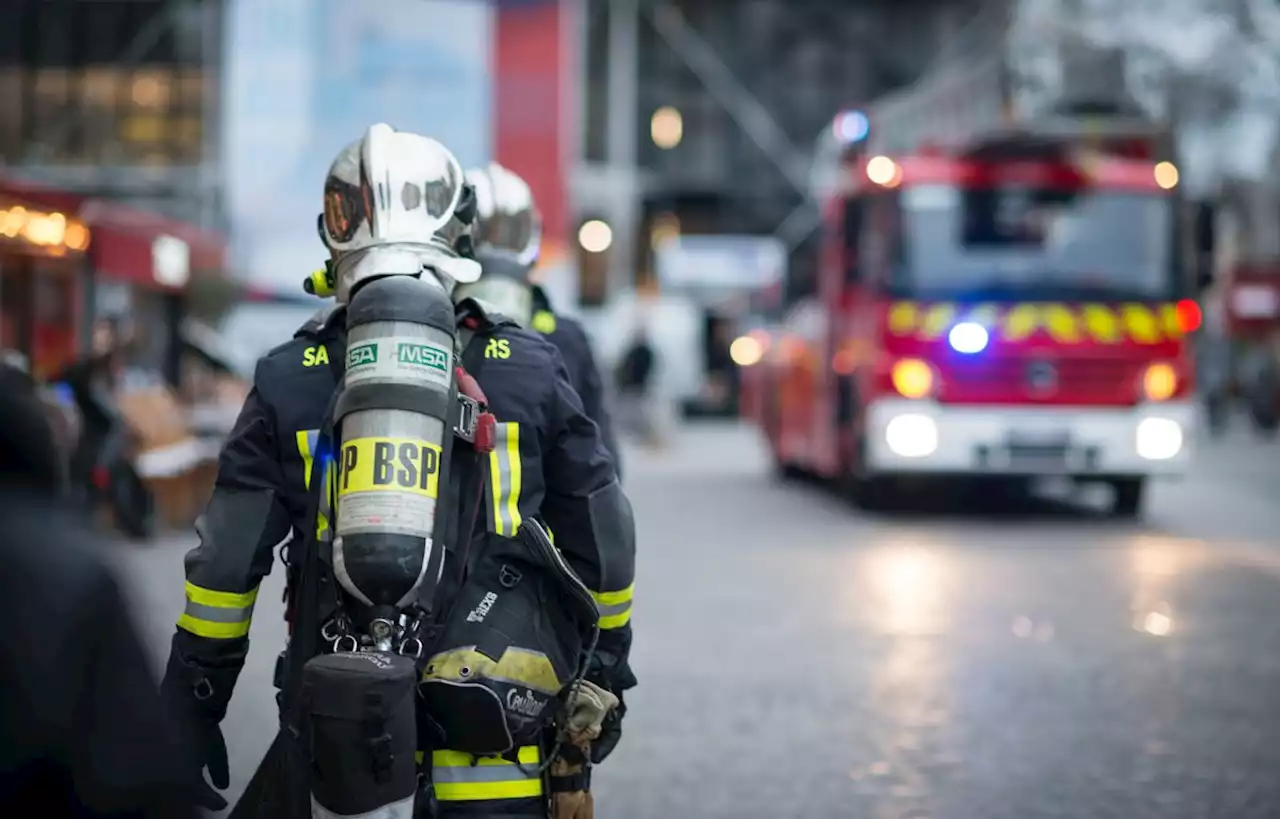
[893,183,1174,300]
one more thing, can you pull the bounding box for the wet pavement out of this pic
[115,422,1280,819]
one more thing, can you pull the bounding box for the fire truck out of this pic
[760,17,1210,516]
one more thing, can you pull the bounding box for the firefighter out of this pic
[463,162,622,476]
[160,126,636,819]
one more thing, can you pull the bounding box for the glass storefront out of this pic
[0,250,81,380]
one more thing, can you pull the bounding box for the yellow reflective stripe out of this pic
[433,747,541,767]
[487,423,523,536]
[176,582,258,639]
[592,583,634,630]
[886,301,1184,345]
[296,429,330,537]
[296,430,318,489]
[431,746,543,801]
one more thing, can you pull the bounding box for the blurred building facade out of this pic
[571,0,989,306]
[0,0,225,228]
[224,0,493,294]
[0,0,228,382]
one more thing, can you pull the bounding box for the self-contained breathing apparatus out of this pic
[283,242,601,819]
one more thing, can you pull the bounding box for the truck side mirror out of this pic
[1192,203,1215,294]
[1196,266,1214,293]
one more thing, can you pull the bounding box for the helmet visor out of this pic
[323,174,368,246]
[479,207,542,266]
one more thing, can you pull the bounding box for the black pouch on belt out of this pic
[298,652,419,819]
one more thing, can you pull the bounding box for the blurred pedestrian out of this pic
[0,360,197,819]
[615,326,659,445]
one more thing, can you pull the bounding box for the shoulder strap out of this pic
[323,334,345,384]
[458,326,478,365]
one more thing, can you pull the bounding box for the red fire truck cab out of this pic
[763,43,1207,516]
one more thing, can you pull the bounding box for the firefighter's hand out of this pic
[590,697,625,765]
[564,679,619,744]
[161,644,239,812]
[192,722,230,811]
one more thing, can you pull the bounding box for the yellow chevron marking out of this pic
[887,301,919,336]
[1159,303,1184,339]
[1080,304,1122,343]
[1121,304,1161,344]
[1002,303,1042,341]
[919,303,954,339]
[886,301,1180,345]
[1041,303,1081,343]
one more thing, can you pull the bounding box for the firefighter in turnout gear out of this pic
[463,162,622,477]
[160,126,636,819]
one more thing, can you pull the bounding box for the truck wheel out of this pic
[1109,478,1145,519]
[851,476,897,511]
[846,433,896,511]
[772,456,804,481]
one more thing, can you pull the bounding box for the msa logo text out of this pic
[347,343,377,369]
[466,591,498,623]
[397,343,448,372]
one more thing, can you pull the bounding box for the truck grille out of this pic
[939,357,1141,405]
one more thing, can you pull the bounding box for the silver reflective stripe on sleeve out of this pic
[591,583,634,630]
[431,747,543,801]
[177,583,259,639]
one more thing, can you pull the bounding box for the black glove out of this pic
[185,719,230,811]
[590,694,625,764]
[161,636,245,812]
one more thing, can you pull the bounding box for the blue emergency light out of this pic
[948,322,989,354]
[833,110,869,144]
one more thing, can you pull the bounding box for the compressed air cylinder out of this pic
[332,275,457,612]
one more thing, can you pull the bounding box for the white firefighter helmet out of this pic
[454,163,543,325]
[467,162,543,269]
[320,123,482,303]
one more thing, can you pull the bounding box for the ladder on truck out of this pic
[862,0,1165,157]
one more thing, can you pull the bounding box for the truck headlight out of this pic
[885,413,938,457]
[1135,417,1182,460]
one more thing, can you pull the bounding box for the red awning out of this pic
[0,175,226,292]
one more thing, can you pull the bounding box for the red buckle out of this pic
[455,366,489,404]
[474,412,496,453]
